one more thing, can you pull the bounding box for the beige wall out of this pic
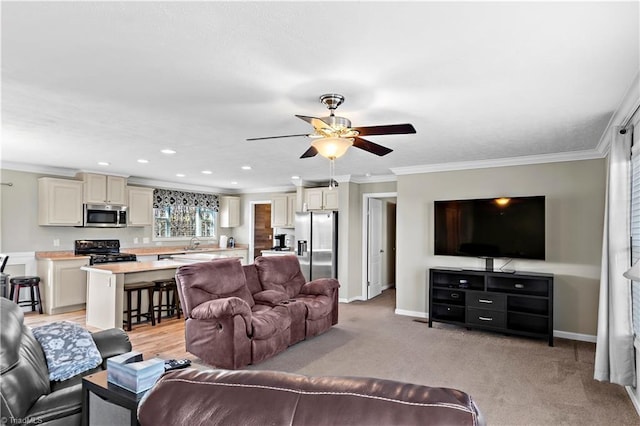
[395,159,606,336]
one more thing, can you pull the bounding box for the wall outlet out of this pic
[133,237,139,244]
[53,239,60,247]
[143,237,150,244]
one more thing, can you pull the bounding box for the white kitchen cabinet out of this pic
[127,186,154,226]
[78,173,127,205]
[38,178,84,226]
[219,196,240,228]
[37,258,89,315]
[304,187,339,211]
[271,193,296,228]
[224,248,248,265]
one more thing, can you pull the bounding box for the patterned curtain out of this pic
[153,189,219,210]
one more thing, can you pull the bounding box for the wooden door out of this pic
[253,203,273,259]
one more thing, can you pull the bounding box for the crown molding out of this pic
[391,149,605,175]
[125,176,235,194]
[596,71,640,156]
[0,161,79,177]
[237,185,297,194]
[350,174,397,184]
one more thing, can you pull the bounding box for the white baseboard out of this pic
[395,309,428,319]
[339,296,366,303]
[552,330,596,343]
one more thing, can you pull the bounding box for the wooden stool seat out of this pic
[152,279,182,323]
[9,276,43,314]
[123,281,156,331]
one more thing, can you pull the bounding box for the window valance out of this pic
[153,189,219,211]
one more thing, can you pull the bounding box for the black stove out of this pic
[75,239,137,265]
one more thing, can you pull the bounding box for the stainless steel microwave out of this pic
[83,204,127,228]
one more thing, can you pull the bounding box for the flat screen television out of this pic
[434,196,545,260]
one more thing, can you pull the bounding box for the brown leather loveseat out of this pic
[175,255,339,369]
[138,368,485,426]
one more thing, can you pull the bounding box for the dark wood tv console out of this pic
[428,268,554,346]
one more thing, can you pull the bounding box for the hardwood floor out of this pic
[22,309,196,363]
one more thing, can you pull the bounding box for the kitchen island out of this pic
[82,260,186,330]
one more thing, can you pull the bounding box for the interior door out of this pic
[368,198,383,299]
[253,203,273,259]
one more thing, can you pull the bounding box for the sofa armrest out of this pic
[191,297,251,320]
[300,278,340,297]
[191,298,252,336]
[91,328,132,368]
[253,290,290,306]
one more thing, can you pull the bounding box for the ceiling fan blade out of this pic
[295,115,333,129]
[300,146,318,158]
[353,123,416,137]
[246,133,309,141]
[353,137,393,156]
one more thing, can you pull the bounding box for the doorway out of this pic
[253,203,273,260]
[362,192,398,301]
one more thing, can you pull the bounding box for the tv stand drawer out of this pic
[467,291,505,310]
[467,308,506,328]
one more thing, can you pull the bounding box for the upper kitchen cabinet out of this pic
[127,186,154,226]
[77,173,127,205]
[219,196,240,228]
[304,187,339,211]
[38,177,84,226]
[271,193,296,228]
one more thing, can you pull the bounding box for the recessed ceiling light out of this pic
[231,181,238,185]
[365,173,371,177]
[291,175,300,179]
[98,162,110,166]
[176,173,185,177]
[201,170,212,175]
[161,149,176,154]
[241,165,252,170]
[137,159,149,164]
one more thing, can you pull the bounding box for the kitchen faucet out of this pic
[186,236,201,250]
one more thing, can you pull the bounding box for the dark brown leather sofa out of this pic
[174,256,339,369]
[0,297,132,426]
[138,368,485,426]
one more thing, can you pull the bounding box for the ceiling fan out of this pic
[247,94,416,159]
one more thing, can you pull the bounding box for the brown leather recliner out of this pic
[253,255,339,339]
[0,298,132,425]
[138,368,486,426]
[174,256,340,369]
[175,258,292,369]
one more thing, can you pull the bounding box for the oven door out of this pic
[83,204,127,228]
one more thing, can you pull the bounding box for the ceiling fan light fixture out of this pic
[311,137,354,160]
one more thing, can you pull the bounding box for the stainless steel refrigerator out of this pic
[295,211,338,281]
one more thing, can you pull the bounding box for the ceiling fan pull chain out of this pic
[329,159,336,190]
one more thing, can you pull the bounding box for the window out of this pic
[152,189,219,240]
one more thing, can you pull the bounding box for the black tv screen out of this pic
[434,196,545,260]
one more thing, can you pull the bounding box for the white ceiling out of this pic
[2,1,638,192]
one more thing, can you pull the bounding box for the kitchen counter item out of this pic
[219,235,228,249]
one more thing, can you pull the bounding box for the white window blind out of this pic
[631,129,640,335]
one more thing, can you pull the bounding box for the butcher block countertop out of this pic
[81,259,186,274]
[36,244,248,260]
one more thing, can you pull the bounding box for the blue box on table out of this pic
[107,351,165,393]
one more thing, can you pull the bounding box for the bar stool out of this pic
[123,281,156,331]
[152,278,182,323]
[9,276,43,314]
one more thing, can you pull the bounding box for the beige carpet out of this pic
[234,289,637,425]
